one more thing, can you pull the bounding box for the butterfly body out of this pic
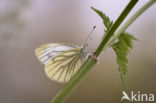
[35,43,88,83]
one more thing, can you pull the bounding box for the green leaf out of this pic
[91,7,113,32]
[112,32,137,85]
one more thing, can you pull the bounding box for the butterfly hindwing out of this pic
[45,49,83,83]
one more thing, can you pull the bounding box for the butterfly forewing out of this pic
[35,43,77,65]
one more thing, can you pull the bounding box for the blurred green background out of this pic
[0,0,156,103]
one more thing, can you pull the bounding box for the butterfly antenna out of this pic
[83,26,96,49]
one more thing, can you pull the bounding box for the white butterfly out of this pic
[35,26,95,83]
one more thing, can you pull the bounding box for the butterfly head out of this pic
[80,45,89,61]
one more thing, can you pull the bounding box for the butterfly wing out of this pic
[35,43,85,83]
[35,43,77,65]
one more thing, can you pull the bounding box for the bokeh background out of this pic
[0,0,156,103]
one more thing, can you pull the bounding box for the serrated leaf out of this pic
[91,7,113,32]
[112,32,137,85]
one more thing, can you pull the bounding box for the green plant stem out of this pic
[51,1,138,103]
[51,57,96,103]
[106,0,156,47]
[95,0,138,56]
